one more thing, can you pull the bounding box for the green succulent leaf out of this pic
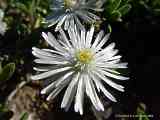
[109,11,122,21]
[20,112,29,120]
[0,63,2,74]
[118,4,132,15]
[0,104,8,112]
[137,103,151,120]
[0,63,15,82]
[106,0,122,13]
[107,24,112,33]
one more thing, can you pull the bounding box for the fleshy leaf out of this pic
[0,63,15,82]
[110,11,122,21]
[118,4,132,15]
[20,112,29,120]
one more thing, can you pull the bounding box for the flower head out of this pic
[31,26,129,115]
[0,9,7,35]
[45,0,105,31]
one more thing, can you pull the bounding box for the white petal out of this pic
[64,15,70,30]
[59,28,72,48]
[85,75,103,111]
[86,11,100,20]
[74,75,84,115]
[96,62,128,69]
[31,67,71,80]
[98,68,129,80]
[74,16,85,31]
[46,84,65,101]
[41,80,57,94]
[80,27,86,48]
[32,47,54,58]
[61,72,80,108]
[94,33,110,52]
[55,14,67,31]
[90,78,104,111]
[92,31,104,49]
[55,71,74,87]
[93,70,124,92]
[68,26,78,48]
[34,59,68,65]
[100,68,120,75]
[91,74,117,102]
[86,26,94,48]
[42,49,66,56]
[33,67,50,72]
[47,32,66,52]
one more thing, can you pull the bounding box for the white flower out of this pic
[45,0,105,31]
[0,9,7,35]
[31,26,129,115]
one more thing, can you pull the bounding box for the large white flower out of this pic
[0,9,7,35]
[31,26,129,115]
[45,0,105,31]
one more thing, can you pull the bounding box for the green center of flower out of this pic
[64,0,76,8]
[76,49,93,64]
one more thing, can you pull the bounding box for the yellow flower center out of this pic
[76,49,93,64]
[64,0,76,8]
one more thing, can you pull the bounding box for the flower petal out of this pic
[31,67,71,80]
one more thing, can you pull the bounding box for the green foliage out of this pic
[139,0,160,15]
[0,63,15,82]
[5,0,49,35]
[20,112,29,120]
[0,104,8,112]
[136,103,151,120]
[0,104,13,119]
[105,0,132,22]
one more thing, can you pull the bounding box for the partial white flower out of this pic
[0,9,7,35]
[31,26,129,115]
[45,0,105,31]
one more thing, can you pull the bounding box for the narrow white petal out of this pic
[100,42,116,54]
[34,59,68,65]
[68,27,77,48]
[41,80,57,94]
[64,15,70,30]
[74,15,85,31]
[91,74,117,102]
[73,25,81,49]
[102,68,120,75]
[86,11,100,20]
[81,28,86,48]
[99,68,129,80]
[90,73,101,92]
[55,15,67,31]
[31,67,71,80]
[94,33,110,52]
[42,49,66,56]
[55,71,74,87]
[46,84,65,101]
[47,32,66,52]
[96,62,128,69]
[61,72,80,108]
[90,78,104,111]
[33,67,49,72]
[86,26,94,48]
[59,28,72,48]
[92,31,104,49]
[32,47,54,58]
[93,70,124,92]
[74,75,84,115]
[85,75,103,111]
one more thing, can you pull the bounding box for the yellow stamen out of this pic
[76,49,93,64]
